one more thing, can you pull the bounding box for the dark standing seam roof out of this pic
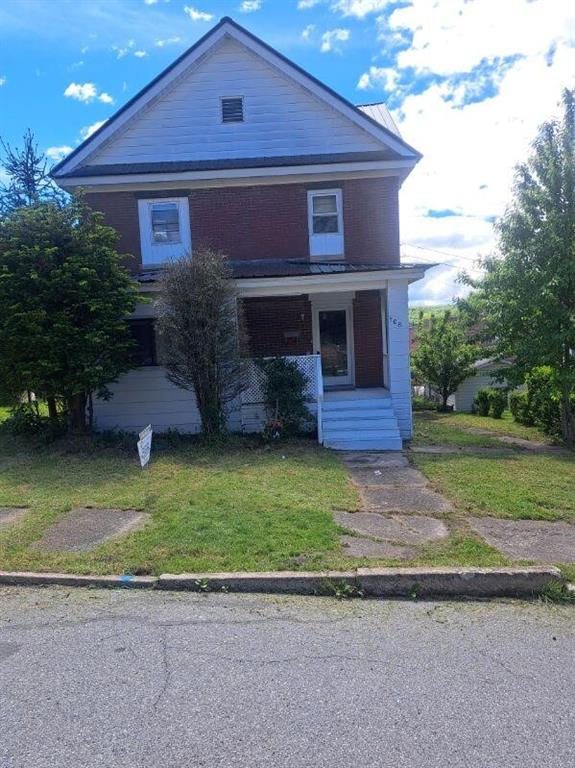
[59,151,396,179]
[51,17,421,179]
[135,260,427,284]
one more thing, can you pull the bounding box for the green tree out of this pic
[462,89,575,442]
[0,200,141,431]
[0,129,66,214]
[412,311,478,411]
[157,248,246,436]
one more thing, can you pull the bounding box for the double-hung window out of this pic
[307,189,344,259]
[138,197,191,267]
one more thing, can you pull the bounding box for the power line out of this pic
[401,242,485,271]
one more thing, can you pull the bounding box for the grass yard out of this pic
[0,427,359,575]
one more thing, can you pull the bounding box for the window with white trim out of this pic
[307,189,344,259]
[137,197,191,267]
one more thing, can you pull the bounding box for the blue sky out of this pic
[1,0,574,304]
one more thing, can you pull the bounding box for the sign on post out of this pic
[137,425,153,469]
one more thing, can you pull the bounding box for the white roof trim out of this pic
[53,19,417,178]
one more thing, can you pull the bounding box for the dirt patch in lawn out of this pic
[0,507,28,529]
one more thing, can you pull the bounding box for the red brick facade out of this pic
[85,176,400,271]
[243,296,313,358]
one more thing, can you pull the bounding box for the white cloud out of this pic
[144,0,158,4]
[45,146,73,161]
[184,5,214,21]
[365,0,575,304]
[80,120,107,140]
[302,24,315,41]
[298,0,321,7]
[64,81,97,102]
[320,28,350,53]
[155,36,182,47]
[133,49,148,58]
[0,76,6,87]
[113,46,129,59]
[239,0,261,11]
[357,65,398,91]
[98,91,114,104]
[332,0,393,18]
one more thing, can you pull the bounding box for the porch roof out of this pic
[136,260,430,283]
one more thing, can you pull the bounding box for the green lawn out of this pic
[0,429,359,575]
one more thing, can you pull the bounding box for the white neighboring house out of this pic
[450,358,512,412]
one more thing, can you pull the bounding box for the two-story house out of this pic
[52,17,428,450]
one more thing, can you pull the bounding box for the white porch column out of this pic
[385,280,413,439]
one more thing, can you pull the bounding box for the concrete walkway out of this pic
[338,452,451,559]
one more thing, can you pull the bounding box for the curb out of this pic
[0,567,562,598]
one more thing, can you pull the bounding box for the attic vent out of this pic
[221,97,244,123]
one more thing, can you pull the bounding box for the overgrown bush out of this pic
[3,403,67,442]
[488,388,507,419]
[509,391,532,425]
[412,395,438,411]
[258,357,311,436]
[473,388,491,416]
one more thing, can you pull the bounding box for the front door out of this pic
[314,307,353,388]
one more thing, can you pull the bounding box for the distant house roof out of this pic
[357,103,401,138]
[474,357,513,370]
[135,260,425,283]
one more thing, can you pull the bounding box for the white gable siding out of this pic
[90,37,382,166]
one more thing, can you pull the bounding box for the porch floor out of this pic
[323,387,391,401]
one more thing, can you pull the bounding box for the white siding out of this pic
[91,37,381,166]
[453,367,504,412]
[385,282,413,439]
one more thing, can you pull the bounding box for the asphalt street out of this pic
[0,586,573,767]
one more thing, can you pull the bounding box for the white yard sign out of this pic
[137,425,153,469]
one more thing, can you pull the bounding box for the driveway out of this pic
[1,587,574,767]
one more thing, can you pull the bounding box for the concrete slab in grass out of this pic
[340,535,415,560]
[342,452,409,468]
[335,511,449,545]
[34,507,149,553]
[0,507,28,529]
[361,486,453,515]
[469,518,575,564]
[348,466,428,487]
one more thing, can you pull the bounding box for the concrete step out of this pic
[324,436,403,451]
[322,415,399,428]
[323,428,401,440]
[322,399,392,412]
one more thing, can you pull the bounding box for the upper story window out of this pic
[221,96,244,123]
[137,197,191,267]
[307,189,344,260]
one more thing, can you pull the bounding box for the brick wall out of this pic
[242,296,313,357]
[84,176,400,271]
[353,290,384,387]
[84,191,141,272]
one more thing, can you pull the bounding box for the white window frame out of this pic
[138,197,191,268]
[221,95,245,124]
[307,188,344,261]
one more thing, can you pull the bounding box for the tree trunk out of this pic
[67,393,88,433]
[46,396,58,422]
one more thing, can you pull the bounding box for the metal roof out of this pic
[58,151,396,179]
[135,260,426,283]
[357,103,401,138]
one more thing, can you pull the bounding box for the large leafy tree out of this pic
[462,89,575,442]
[157,248,246,435]
[0,129,66,214]
[0,200,141,431]
[411,311,478,411]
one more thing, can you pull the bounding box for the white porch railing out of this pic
[241,354,324,443]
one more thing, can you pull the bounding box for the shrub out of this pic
[488,388,507,419]
[524,366,562,436]
[412,395,438,411]
[473,388,491,416]
[510,391,532,425]
[3,403,67,442]
[258,357,311,436]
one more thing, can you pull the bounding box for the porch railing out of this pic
[242,354,324,443]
